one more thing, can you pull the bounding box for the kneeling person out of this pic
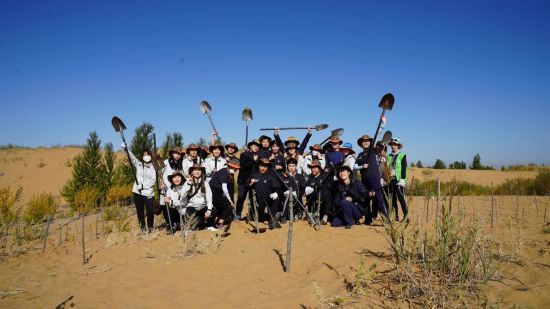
[209,159,240,230]
[331,166,370,229]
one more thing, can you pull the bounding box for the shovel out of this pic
[242,107,253,146]
[111,116,138,186]
[200,100,220,139]
[319,128,345,146]
[260,124,328,131]
[365,93,395,164]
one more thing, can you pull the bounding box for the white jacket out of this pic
[301,153,326,176]
[182,180,213,211]
[182,156,204,178]
[128,151,156,198]
[162,159,184,188]
[165,185,186,208]
[202,156,226,180]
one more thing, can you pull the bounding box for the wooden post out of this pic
[436,177,441,221]
[285,188,294,273]
[42,215,52,254]
[81,214,86,264]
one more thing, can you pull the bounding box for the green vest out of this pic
[387,152,407,181]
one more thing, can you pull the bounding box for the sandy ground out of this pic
[1,148,549,308]
[409,167,539,186]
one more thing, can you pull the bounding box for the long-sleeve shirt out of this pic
[274,132,312,155]
[281,172,307,199]
[182,180,213,211]
[209,168,234,203]
[333,180,369,210]
[238,151,258,184]
[202,155,227,181]
[246,171,281,202]
[128,150,156,197]
[354,148,382,190]
[182,156,204,178]
[301,153,327,177]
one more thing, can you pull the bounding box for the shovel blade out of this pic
[111,116,126,132]
[152,154,165,170]
[381,130,393,146]
[378,93,395,110]
[200,100,212,114]
[330,128,344,137]
[242,107,253,121]
[315,124,329,131]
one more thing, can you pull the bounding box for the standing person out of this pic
[372,141,390,220]
[269,141,286,172]
[163,171,187,232]
[325,136,345,170]
[354,135,388,224]
[235,139,260,220]
[331,166,370,229]
[203,143,227,182]
[121,143,156,233]
[182,144,204,178]
[340,142,356,171]
[181,164,215,230]
[301,144,326,179]
[247,158,281,229]
[279,158,307,223]
[273,127,313,155]
[304,160,332,225]
[209,159,240,230]
[224,143,239,161]
[160,147,185,232]
[258,135,273,159]
[387,138,409,221]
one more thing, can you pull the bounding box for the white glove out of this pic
[380,178,385,186]
[284,190,290,196]
[305,186,314,196]
[121,142,126,149]
[270,192,278,200]
[398,179,406,187]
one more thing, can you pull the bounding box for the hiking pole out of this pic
[242,107,253,147]
[251,189,261,233]
[260,124,329,131]
[285,188,294,273]
[200,100,221,141]
[111,116,139,186]
[319,128,345,146]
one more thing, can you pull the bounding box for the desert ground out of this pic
[0,148,549,308]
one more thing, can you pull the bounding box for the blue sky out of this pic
[1,0,549,167]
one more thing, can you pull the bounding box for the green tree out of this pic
[161,132,184,159]
[416,161,423,168]
[470,153,482,170]
[433,159,446,169]
[449,161,466,169]
[131,122,154,156]
[62,132,106,209]
[410,162,416,168]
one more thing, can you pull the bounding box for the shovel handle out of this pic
[260,127,309,131]
[120,131,139,186]
[364,109,386,167]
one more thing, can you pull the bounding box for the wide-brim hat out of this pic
[258,158,272,167]
[335,165,353,178]
[357,135,373,147]
[186,144,199,154]
[209,143,225,153]
[247,139,261,148]
[329,136,343,145]
[309,144,322,152]
[307,160,322,169]
[340,143,355,155]
[225,143,239,152]
[259,135,272,143]
[389,138,403,149]
[188,164,206,174]
[226,158,240,170]
[284,137,300,147]
[169,146,184,156]
[168,171,185,184]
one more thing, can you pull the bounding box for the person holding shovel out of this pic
[121,143,156,233]
[301,144,326,179]
[160,147,185,232]
[247,158,282,229]
[235,139,261,221]
[279,158,307,223]
[387,138,408,221]
[304,160,332,225]
[163,171,187,232]
[273,127,313,155]
[354,135,388,224]
[209,159,241,230]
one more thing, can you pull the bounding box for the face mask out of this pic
[312,151,319,156]
[143,155,152,163]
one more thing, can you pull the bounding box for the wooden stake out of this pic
[42,215,52,254]
[436,177,441,221]
[285,188,294,273]
[81,214,86,265]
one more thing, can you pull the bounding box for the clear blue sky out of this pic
[1,0,549,167]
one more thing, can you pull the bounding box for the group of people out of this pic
[122,127,409,233]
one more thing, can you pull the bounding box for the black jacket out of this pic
[280,172,307,199]
[333,179,369,210]
[246,171,281,201]
[356,148,382,190]
[238,151,257,184]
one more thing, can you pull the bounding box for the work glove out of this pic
[120,142,126,149]
[205,210,212,219]
[398,179,407,187]
[269,192,278,200]
[380,178,385,186]
[284,190,290,196]
[305,186,314,196]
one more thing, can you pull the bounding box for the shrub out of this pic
[23,193,59,225]
[106,184,133,206]
[0,186,23,221]
[101,204,130,233]
[534,170,550,195]
[74,186,101,214]
[433,159,446,169]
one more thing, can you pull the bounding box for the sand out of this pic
[1,148,549,308]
